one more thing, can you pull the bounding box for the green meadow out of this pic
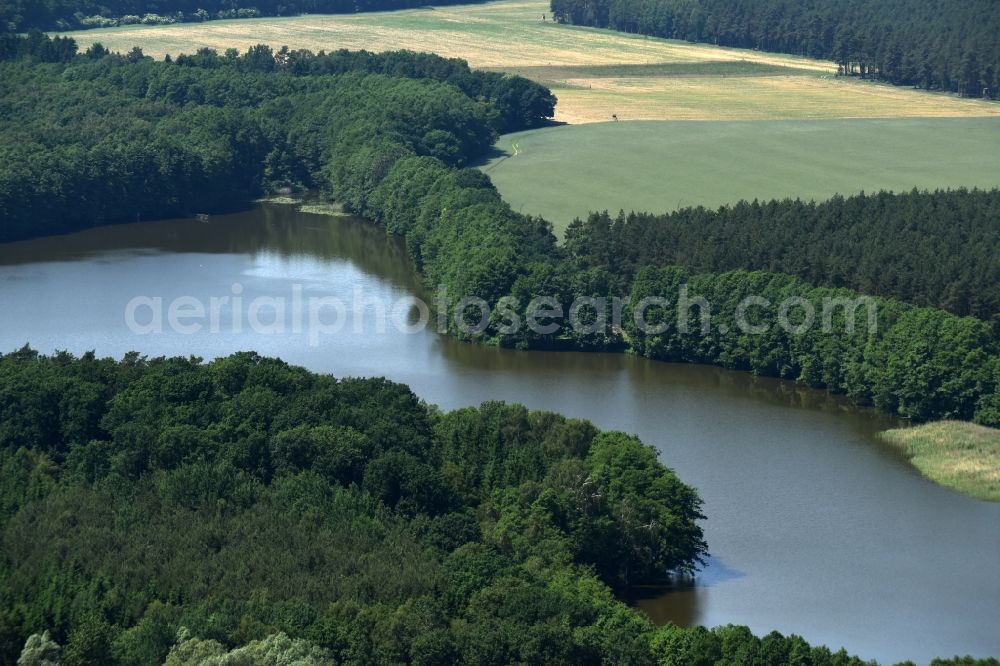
[880,421,1000,502]
[481,117,1000,235]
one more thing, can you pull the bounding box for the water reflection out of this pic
[0,206,423,294]
[630,583,707,628]
[626,556,745,628]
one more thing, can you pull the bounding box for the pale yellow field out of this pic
[550,75,1000,123]
[59,0,1000,122]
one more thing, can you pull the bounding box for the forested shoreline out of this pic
[2,33,999,428]
[550,0,1000,99]
[0,34,555,242]
[0,349,708,663]
[349,156,1000,426]
[3,350,998,664]
[0,0,491,33]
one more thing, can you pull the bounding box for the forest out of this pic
[3,350,999,665]
[0,0,492,32]
[3,350,998,664]
[620,267,1000,425]
[0,34,554,242]
[562,190,1000,328]
[0,348,822,664]
[550,0,1000,98]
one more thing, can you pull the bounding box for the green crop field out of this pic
[481,117,1000,235]
[58,0,1000,124]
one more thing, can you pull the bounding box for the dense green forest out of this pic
[0,33,555,240]
[0,0,491,32]
[550,0,1000,98]
[3,350,999,664]
[620,267,1000,424]
[562,190,1000,327]
[0,34,554,242]
[0,349,774,664]
[3,350,998,664]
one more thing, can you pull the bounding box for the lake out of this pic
[1,204,997,664]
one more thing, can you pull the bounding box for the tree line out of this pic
[0,34,555,242]
[623,267,1000,424]
[563,190,1000,328]
[0,0,492,32]
[550,0,1000,98]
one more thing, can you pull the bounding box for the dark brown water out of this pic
[1,205,998,664]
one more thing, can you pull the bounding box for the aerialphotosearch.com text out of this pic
[125,283,878,346]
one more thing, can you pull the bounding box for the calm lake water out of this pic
[1,204,998,664]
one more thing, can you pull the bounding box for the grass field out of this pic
[879,421,1000,502]
[58,0,1000,124]
[480,117,1000,234]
